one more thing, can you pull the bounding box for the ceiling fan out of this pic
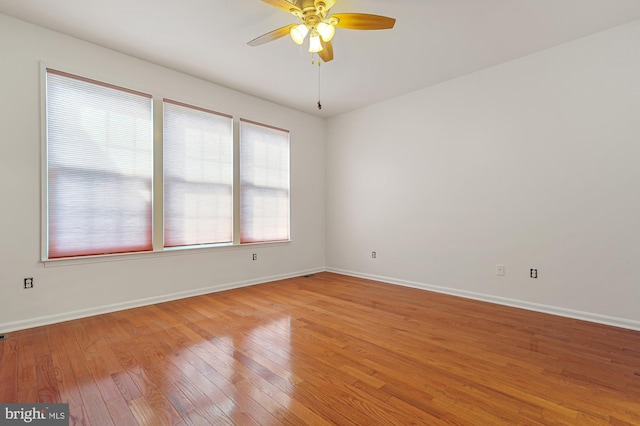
[247,0,396,63]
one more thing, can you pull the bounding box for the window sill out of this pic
[42,240,292,267]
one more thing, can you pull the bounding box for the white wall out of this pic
[326,20,640,330]
[0,14,325,332]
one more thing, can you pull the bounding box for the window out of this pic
[240,119,290,243]
[43,68,290,260]
[163,100,233,247]
[45,69,153,258]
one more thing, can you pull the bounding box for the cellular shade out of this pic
[46,69,153,258]
[240,119,290,243]
[163,100,233,247]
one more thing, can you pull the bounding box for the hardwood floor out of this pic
[1,272,639,425]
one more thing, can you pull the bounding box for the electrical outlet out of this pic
[252,253,257,261]
[24,277,33,289]
[496,264,505,276]
[530,268,538,279]
[372,251,377,259]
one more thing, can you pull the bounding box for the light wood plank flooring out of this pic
[1,272,639,425]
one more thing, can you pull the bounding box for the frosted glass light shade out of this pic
[290,24,309,45]
[308,34,323,52]
[317,22,335,42]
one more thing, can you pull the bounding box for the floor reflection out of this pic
[163,315,293,424]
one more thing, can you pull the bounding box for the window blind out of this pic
[240,119,290,243]
[163,100,233,247]
[46,69,153,258]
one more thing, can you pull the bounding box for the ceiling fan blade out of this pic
[331,13,396,30]
[260,0,301,14]
[318,39,334,62]
[247,24,297,46]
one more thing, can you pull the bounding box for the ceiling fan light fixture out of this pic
[308,33,323,53]
[290,24,309,45]
[316,22,335,42]
[248,0,396,70]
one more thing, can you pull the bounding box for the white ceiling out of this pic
[1,0,639,118]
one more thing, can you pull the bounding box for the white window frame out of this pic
[40,64,291,265]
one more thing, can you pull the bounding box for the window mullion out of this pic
[233,119,241,245]
[152,97,164,251]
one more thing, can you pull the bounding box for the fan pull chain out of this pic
[317,59,322,110]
